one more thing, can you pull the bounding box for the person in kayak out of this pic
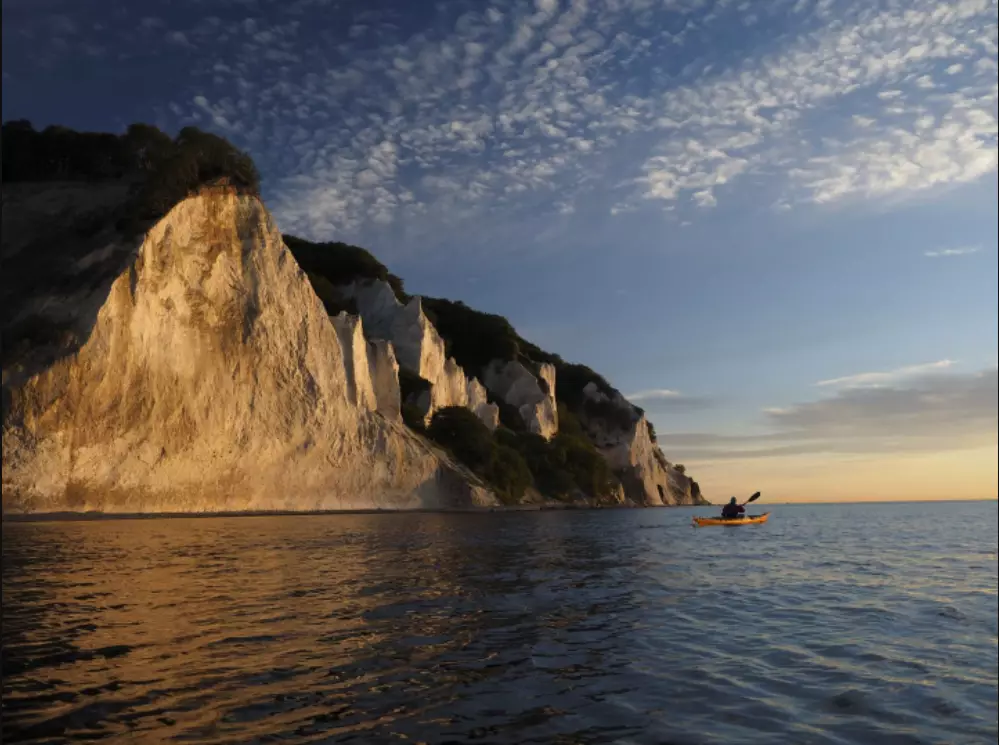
[721,497,745,520]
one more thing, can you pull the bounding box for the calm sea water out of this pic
[2,501,997,745]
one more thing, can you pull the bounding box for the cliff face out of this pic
[579,382,704,506]
[2,119,705,512]
[1,188,496,513]
[483,360,559,440]
[296,262,704,507]
[336,279,501,429]
[335,276,700,506]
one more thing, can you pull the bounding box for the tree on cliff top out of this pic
[420,297,523,376]
[135,126,260,219]
[283,235,408,302]
[276,229,643,435]
[416,296,623,421]
[1,120,260,230]
[2,120,258,190]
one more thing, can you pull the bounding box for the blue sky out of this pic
[4,0,997,499]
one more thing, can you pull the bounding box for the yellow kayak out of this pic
[692,512,770,527]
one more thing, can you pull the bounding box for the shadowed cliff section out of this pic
[1,121,260,395]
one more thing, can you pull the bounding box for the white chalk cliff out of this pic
[330,312,401,419]
[483,359,559,440]
[1,189,497,513]
[337,279,500,429]
[580,382,700,506]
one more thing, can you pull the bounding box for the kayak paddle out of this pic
[742,491,761,506]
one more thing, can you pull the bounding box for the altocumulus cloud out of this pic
[141,0,999,244]
[657,366,998,461]
[6,0,996,247]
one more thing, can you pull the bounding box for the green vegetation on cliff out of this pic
[425,407,532,504]
[283,235,409,302]
[1,121,262,373]
[426,406,620,505]
[279,235,640,439]
[2,121,260,232]
[495,404,620,502]
[281,232,653,503]
[421,299,642,435]
[419,298,522,375]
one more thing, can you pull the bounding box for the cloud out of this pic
[693,189,719,208]
[166,30,194,48]
[924,245,983,257]
[627,388,683,401]
[660,366,998,462]
[205,0,994,235]
[794,89,998,204]
[12,0,994,244]
[769,367,997,438]
[626,388,712,409]
[815,359,958,388]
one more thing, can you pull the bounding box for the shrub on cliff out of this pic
[2,120,261,234]
[398,368,431,407]
[426,407,531,503]
[553,406,619,498]
[2,121,258,191]
[486,446,534,506]
[555,362,616,408]
[553,433,617,498]
[134,126,260,219]
[582,396,638,432]
[306,273,359,317]
[488,393,528,433]
[401,404,426,432]
[427,406,499,472]
[557,402,585,438]
[284,235,408,302]
[508,431,576,500]
[494,408,619,502]
[420,297,521,376]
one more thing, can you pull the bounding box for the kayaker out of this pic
[721,497,745,519]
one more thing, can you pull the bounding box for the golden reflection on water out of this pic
[2,514,611,743]
[3,503,997,745]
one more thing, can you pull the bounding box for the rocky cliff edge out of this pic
[1,187,496,513]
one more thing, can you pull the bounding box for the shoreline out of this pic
[1,501,711,523]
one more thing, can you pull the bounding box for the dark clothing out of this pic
[721,503,745,519]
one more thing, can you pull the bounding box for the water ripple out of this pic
[3,501,997,744]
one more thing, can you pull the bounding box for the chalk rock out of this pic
[367,338,402,420]
[330,313,378,413]
[329,313,401,420]
[483,359,559,439]
[339,280,499,429]
[467,377,500,431]
[1,189,497,513]
[580,383,699,506]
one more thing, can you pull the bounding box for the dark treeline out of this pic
[2,120,260,228]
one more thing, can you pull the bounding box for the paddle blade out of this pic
[745,491,761,503]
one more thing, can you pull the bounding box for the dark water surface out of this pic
[3,501,997,745]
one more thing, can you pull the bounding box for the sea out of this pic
[2,500,997,745]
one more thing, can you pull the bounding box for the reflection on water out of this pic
[3,501,997,744]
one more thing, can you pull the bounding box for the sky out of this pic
[3,0,997,502]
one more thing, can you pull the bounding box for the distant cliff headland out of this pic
[1,121,707,514]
